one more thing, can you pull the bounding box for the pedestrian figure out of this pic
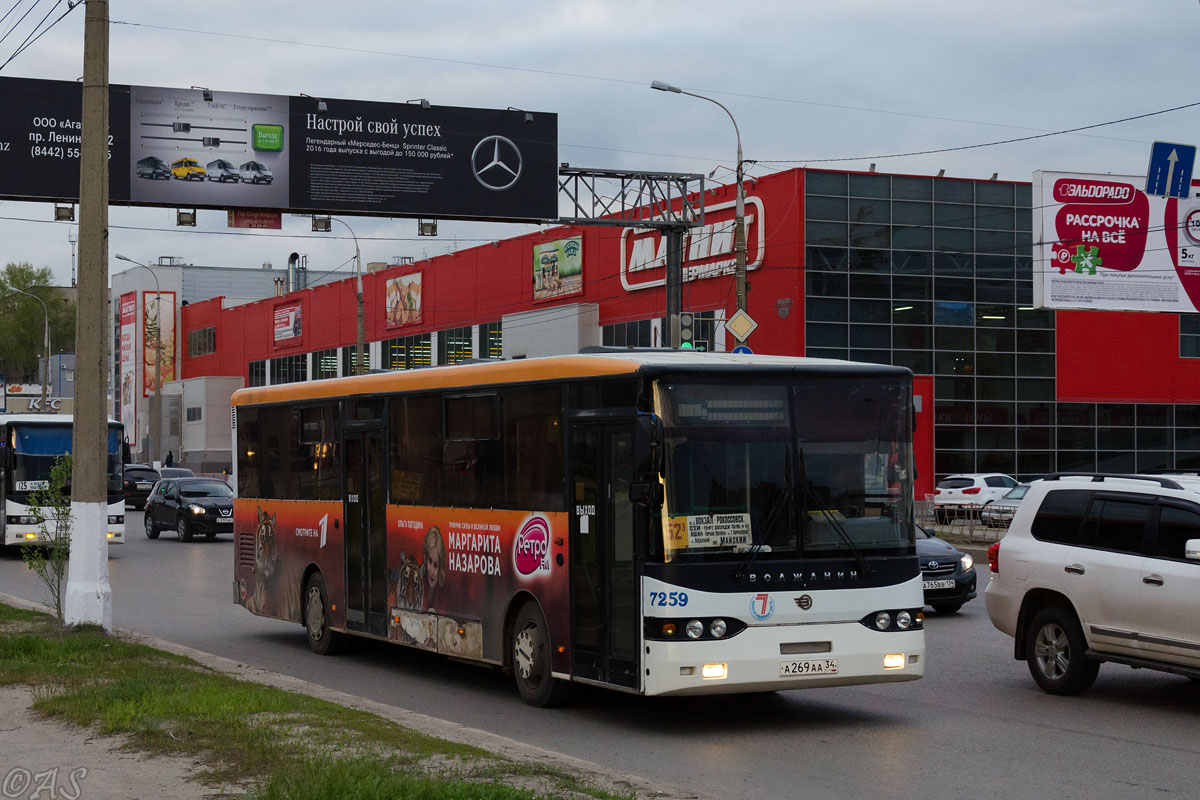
[165,450,174,467]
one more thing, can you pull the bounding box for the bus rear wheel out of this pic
[304,572,346,655]
[511,601,569,707]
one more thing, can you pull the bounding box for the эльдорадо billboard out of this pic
[1034,171,1200,312]
[0,76,557,223]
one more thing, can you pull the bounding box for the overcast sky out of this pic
[2,0,1198,287]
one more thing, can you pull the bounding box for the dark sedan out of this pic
[122,464,160,509]
[144,477,234,541]
[916,524,977,614]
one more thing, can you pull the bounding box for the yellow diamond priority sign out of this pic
[725,309,758,342]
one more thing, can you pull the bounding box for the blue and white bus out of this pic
[1,414,125,546]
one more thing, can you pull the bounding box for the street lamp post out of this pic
[115,255,163,465]
[328,218,365,375]
[10,286,50,411]
[651,80,749,337]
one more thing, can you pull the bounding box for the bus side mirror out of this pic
[634,414,663,476]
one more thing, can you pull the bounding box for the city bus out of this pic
[1,414,126,546]
[231,351,924,705]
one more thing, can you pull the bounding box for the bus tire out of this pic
[304,572,347,655]
[511,601,569,707]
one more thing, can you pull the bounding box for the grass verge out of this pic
[0,604,632,800]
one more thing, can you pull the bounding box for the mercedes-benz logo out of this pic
[471,135,522,191]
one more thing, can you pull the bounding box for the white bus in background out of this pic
[1,414,125,546]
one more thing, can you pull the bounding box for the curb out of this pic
[0,591,704,800]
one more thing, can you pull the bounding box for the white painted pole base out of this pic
[64,500,112,631]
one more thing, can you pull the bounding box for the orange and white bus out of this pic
[231,350,924,705]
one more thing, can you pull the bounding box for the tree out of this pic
[0,262,76,383]
[21,454,74,629]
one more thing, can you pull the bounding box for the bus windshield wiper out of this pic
[802,482,873,577]
[733,461,791,580]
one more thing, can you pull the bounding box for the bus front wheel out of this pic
[511,601,569,707]
[304,572,346,656]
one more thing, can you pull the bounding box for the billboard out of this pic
[1034,171,1200,312]
[385,273,423,326]
[142,290,176,397]
[273,302,303,344]
[119,292,137,439]
[532,235,583,302]
[0,77,558,222]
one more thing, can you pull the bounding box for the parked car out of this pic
[205,159,240,182]
[122,463,160,509]
[980,483,1031,527]
[158,467,195,479]
[144,477,234,541]
[933,473,1018,523]
[170,157,206,180]
[238,160,273,184]
[985,472,1200,695]
[135,156,171,179]
[915,524,977,613]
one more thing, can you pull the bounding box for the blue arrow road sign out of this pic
[1146,141,1196,199]
[731,345,752,354]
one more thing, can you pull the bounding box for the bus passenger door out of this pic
[344,429,387,636]
[569,423,639,689]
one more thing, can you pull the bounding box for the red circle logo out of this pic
[513,516,551,576]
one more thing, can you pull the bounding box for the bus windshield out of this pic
[656,377,913,563]
[8,424,123,494]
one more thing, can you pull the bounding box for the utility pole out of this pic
[65,0,112,630]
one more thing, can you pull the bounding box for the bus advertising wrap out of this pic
[1033,170,1200,312]
[386,506,569,668]
[0,76,557,222]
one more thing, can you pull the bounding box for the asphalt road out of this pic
[3,512,1198,799]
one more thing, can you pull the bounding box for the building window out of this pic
[480,321,503,359]
[603,319,656,348]
[383,333,432,371]
[270,354,307,385]
[185,406,202,422]
[341,345,370,375]
[248,360,266,388]
[437,326,472,365]
[313,348,338,380]
[187,326,216,357]
[1181,315,1200,358]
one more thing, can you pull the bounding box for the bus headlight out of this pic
[709,619,727,639]
[685,620,704,639]
[874,612,892,631]
[108,515,123,524]
[896,611,913,630]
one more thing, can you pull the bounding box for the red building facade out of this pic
[181,167,1200,495]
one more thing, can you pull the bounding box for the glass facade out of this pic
[313,348,338,380]
[270,354,307,385]
[437,326,472,365]
[248,360,266,388]
[804,170,1198,481]
[383,333,432,371]
[480,321,503,359]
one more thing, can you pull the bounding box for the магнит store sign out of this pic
[619,196,765,292]
[1034,170,1200,312]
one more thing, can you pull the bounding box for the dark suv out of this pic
[122,464,160,509]
[145,477,234,541]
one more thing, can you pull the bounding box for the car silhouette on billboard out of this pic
[171,158,206,181]
[136,156,171,180]
[205,159,240,183]
[238,161,273,184]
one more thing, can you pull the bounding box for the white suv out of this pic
[933,473,1017,523]
[985,473,1200,694]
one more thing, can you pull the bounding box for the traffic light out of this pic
[680,312,694,349]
